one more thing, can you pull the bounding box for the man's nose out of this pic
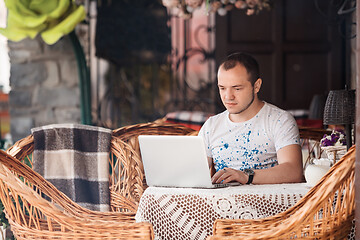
[224,89,234,100]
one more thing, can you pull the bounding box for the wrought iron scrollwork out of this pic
[166,16,217,114]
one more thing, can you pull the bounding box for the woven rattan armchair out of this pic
[7,121,196,213]
[208,145,356,240]
[7,133,139,214]
[0,149,154,239]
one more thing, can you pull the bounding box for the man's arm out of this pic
[252,144,304,184]
[212,144,304,184]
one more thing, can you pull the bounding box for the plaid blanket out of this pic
[32,124,112,212]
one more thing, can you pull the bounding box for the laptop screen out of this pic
[138,135,215,188]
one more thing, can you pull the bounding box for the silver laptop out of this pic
[138,135,240,188]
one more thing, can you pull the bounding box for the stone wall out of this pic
[8,36,81,142]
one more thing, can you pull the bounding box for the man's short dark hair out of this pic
[220,52,260,85]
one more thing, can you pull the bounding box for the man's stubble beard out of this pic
[232,90,255,115]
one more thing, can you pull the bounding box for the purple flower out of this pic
[320,130,346,147]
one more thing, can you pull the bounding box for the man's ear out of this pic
[254,78,262,93]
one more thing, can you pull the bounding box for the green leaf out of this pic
[8,10,48,28]
[0,23,46,41]
[41,5,85,45]
[48,0,71,19]
[29,0,59,15]
[7,0,36,17]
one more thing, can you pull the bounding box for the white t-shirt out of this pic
[198,102,300,172]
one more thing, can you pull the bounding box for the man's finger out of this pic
[212,169,227,183]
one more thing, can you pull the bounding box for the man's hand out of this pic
[210,144,303,185]
[211,167,248,184]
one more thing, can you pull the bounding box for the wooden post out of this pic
[354,0,360,238]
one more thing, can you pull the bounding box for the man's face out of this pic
[217,64,258,115]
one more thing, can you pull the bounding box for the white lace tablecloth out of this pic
[135,183,312,240]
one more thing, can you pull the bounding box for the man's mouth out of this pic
[225,102,237,106]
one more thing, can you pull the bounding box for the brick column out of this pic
[8,36,81,142]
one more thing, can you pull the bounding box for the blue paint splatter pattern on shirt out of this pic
[198,102,300,172]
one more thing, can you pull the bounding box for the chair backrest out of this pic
[110,121,197,205]
[210,145,356,239]
[0,150,154,240]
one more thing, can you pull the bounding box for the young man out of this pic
[198,52,303,185]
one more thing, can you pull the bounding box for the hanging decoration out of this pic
[162,0,271,19]
[0,0,86,45]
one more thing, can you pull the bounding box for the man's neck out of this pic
[228,99,264,123]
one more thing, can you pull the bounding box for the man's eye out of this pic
[235,88,241,91]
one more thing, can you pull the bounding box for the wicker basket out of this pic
[321,145,347,164]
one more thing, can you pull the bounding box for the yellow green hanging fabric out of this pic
[0,0,85,45]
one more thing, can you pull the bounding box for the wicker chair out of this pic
[6,121,196,212]
[208,145,356,240]
[7,134,139,214]
[0,149,154,239]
